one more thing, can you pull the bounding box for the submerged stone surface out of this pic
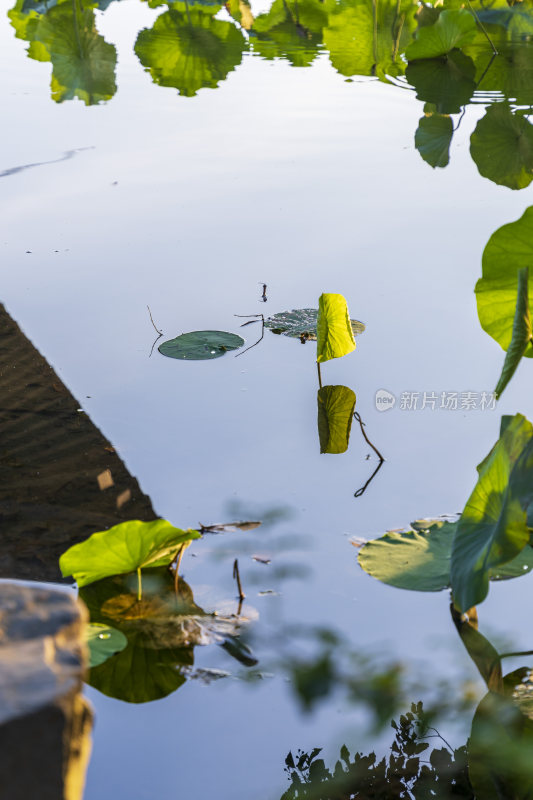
[0,582,93,799]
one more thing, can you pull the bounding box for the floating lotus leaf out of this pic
[159,330,245,360]
[359,515,533,593]
[265,309,365,342]
[86,623,128,668]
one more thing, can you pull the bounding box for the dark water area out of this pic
[3,0,533,797]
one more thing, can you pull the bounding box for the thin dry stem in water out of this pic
[234,314,265,357]
[233,558,245,601]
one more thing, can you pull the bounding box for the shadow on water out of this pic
[0,302,156,582]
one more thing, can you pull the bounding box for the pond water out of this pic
[3,0,533,797]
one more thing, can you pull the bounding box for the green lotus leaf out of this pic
[451,414,533,612]
[159,330,245,360]
[476,6,533,41]
[323,0,417,81]
[406,9,477,60]
[470,103,533,190]
[9,0,117,105]
[406,49,476,114]
[476,206,533,356]
[86,623,128,668]
[250,0,329,67]
[135,9,246,97]
[469,683,533,799]
[81,570,245,702]
[265,308,365,341]
[59,519,201,587]
[415,112,454,168]
[495,268,533,398]
[317,293,356,363]
[465,41,533,106]
[317,385,356,454]
[358,514,533,593]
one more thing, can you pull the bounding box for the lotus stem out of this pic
[137,567,142,601]
[174,545,186,595]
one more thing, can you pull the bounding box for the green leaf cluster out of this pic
[323,0,417,81]
[251,0,331,67]
[406,9,477,60]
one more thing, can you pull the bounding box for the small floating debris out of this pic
[252,555,271,565]
[200,520,261,534]
[183,667,230,684]
[349,537,368,548]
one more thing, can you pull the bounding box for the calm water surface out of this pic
[2,1,533,796]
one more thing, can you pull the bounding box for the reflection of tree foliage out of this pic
[8,0,117,104]
[135,5,247,96]
[281,703,473,799]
